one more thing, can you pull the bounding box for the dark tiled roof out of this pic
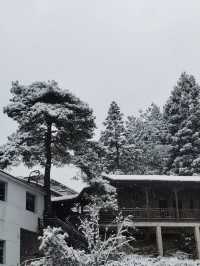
[23,174,77,196]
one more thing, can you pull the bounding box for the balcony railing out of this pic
[99,208,200,224]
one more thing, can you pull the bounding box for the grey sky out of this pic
[1,0,200,191]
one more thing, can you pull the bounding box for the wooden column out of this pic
[173,188,179,219]
[156,226,163,256]
[194,226,200,259]
[145,187,149,208]
[145,187,150,218]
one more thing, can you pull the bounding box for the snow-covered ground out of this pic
[108,255,200,266]
[31,255,200,266]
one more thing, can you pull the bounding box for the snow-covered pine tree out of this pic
[190,100,200,174]
[0,81,95,216]
[121,115,144,174]
[140,103,169,174]
[124,103,168,174]
[73,141,106,181]
[73,141,117,210]
[100,101,126,173]
[164,72,200,175]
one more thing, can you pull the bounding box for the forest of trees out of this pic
[1,72,200,213]
[76,72,200,178]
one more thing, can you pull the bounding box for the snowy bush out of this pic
[31,226,86,266]
[79,204,132,265]
[31,204,133,266]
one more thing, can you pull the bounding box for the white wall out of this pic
[0,172,44,266]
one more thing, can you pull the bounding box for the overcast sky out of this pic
[1,0,200,191]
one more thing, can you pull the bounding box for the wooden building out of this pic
[104,174,200,258]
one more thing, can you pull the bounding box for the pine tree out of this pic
[121,115,144,174]
[100,101,125,173]
[141,103,169,174]
[0,81,95,216]
[164,72,200,175]
[190,101,200,174]
[73,141,106,182]
[125,103,168,174]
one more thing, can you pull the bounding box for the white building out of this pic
[0,170,78,266]
[0,170,45,266]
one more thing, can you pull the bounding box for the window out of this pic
[178,200,182,210]
[133,191,140,201]
[159,200,168,209]
[0,182,6,201]
[0,240,5,264]
[26,192,35,212]
[190,199,194,209]
[173,200,182,209]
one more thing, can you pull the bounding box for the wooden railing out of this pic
[122,208,177,219]
[99,208,200,224]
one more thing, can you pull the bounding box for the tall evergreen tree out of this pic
[164,72,200,175]
[100,101,125,173]
[0,81,95,216]
[73,141,106,182]
[125,103,168,174]
[190,101,200,174]
[73,140,117,210]
[140,103,169,174]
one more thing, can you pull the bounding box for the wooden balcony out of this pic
[99,208,200,224]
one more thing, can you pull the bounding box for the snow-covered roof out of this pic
[0,170,45,194]
[22,175,77,196]
[50,179,77,195]
[104,174,200,182]
[51,194,78,202]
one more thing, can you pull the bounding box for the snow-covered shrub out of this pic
[79,204,133,265]
[31,205,133,266]
[31,227,86,266]
[30,258,45,266]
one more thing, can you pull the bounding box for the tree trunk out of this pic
[44,121,52,219]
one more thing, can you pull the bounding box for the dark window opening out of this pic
[190,199,194,209]
[0,182,6,201]
[178,200,182,209]
[172,199,182,209]
[26,192,35,212]
[133,191,140,201]
[0,240,5,264]
[159,200,168,209]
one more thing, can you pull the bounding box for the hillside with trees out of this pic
[1,73,200,265]
[1,73,200,215]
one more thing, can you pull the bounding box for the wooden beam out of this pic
[145,187,150,218]
[145,187,149,208]
[173,188,179,219]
